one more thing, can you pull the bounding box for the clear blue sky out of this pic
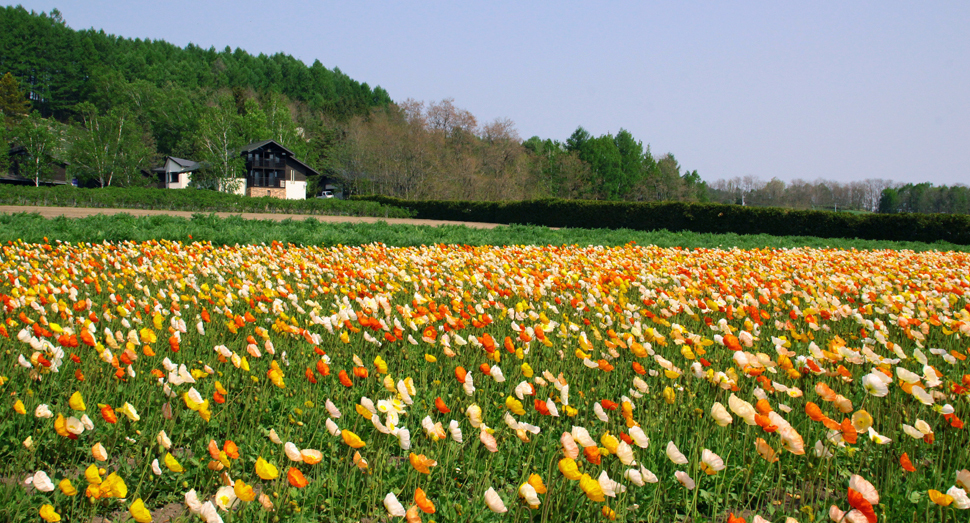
[12,1,970,185]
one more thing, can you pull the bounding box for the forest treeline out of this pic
[1,6,704,201]
[1,6,966,214]
[709,176,970,215]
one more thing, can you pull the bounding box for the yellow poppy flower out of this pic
[54,414,70,437]
[374,355,388,373]
[130,499,153,523]
[69,391,86,411]
[578,473,606,502]
[663,386,676,404]
[58,478,77,496]
[13,400,26,415]
[929,489,954,507]
[118,402,139,422]
[84,464,102,485]
[528,473,547,494]
[558,458,582,480]
[164,452,184,473]
[600,432,620,454]
[355,404,373,419]
[99,472,128,498]
[39,505,61,522]
[234,479,256,502]
[255,457,280,480]
[341,430,366,448]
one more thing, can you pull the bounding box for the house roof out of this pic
[169,157,200,170]
[151,156,202,174]
[239,139,320,177]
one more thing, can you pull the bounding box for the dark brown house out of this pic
[2,145,70,186]
[240,140,319,199]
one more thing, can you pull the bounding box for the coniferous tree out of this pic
[0,72,31,122]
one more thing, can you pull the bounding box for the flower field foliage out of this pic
[3,238,970,522]
[1,211,969,253]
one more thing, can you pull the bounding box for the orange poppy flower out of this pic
[821,417,841,431]
[504,336,515,353]
[755,399,772,415]
[455,366,467,384]
[840,418,858,444]
[534,399,551,416]
[754,414,777,433]
[434,397,451,414]
[945,413,965,429]
[805,402,825,421]
[316,359,330,376]
[409,453,437,474]
[287,467,308,488]
[847,488,877,523]
[631,362,646,375]
[480,333,496,352]
[900,452,916,472]
[353,366,368,379]
[415,487,435,514]
[815,382,837,402]
[100,405,117,424]
[755,438,779,463]
[338,370,353,387]
[583,446,601,465]
[601,400,618,411]
[224,440,240,460]
[207,439,222,459]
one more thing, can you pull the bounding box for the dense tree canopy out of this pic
[0,5,390,120]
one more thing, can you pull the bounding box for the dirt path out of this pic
[0,205,505,229]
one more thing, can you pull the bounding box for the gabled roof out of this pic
[240,140,285,154]
[169,157,200,170]
[239,139,320,177]
[151,156,202,174]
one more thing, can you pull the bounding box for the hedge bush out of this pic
[351,196,970,245]
[0,185,413,218]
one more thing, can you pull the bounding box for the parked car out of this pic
[317,190,334,198]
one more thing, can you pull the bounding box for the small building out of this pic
[150,156,202,189]
[240,140,316,200]
[2,145,69,186]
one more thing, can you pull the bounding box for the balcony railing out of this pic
[250,159,284,168]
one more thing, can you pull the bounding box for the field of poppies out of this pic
[2,236,970,522]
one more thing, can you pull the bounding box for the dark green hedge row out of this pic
[0,185,414,218]
[351,196,970,245]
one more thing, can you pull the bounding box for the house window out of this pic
[168,172,179,184]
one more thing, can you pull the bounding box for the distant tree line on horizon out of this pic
[1,6,966,216]
[708,176,970,215]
